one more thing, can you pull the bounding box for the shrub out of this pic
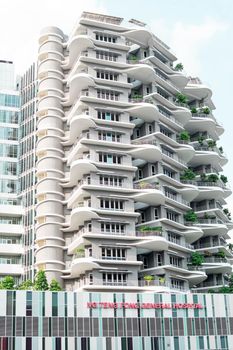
[207,139,216,149]
[220,175,228,184]
[201,107,210,114]
[49,279,62,291]
[0,276,15,290]
[191,252,204,266]
[191,107,197,114]
[176,93,188,105]
[179,131,190,141]
[174,63,184,71]
[219,146,224,154]
[217,250,226,259]
[143,275,155,284]
[208,174,219,183]
[184,210,197,222]
[18,280,34,290]
[180,169,196,180]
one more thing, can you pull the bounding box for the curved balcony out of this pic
[65,157,98,186]
[65,35,95,68]
[185,115,223,138]
[67,73,96,105]
[200,257,232,274]
[63,206,100,232]
[184,82,212,102]
[63,114,97,145]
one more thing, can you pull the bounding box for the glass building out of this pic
[0,60,24,284]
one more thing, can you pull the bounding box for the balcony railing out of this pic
[136,230,163,237]
[132,139,157,145]
[133,183,158,190]
[161,149,186,165]
[203,257,228,263]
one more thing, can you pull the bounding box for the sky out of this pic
[1,0,233,225]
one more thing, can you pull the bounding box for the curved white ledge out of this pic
[68,73,96,104]
[65,35,95,68]
[63,115,97,145]
[64,207,100,232]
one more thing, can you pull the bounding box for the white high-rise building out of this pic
[0,60,24,283]
[33,11,233,293]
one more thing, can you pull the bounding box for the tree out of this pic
[190,107,197,114]
[0,276,15,290]
[201,107,210,115]
[143,275,155,285]
[190,252,204,266]
[18,280,33,290]
[34,270,49,291]
[49,279,62,291]
[220,174,228,184]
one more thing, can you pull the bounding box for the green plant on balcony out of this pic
[190,252,204,266]
[76,248,85,257]
[198,136,205,145]
[207,139,216,149]
[190,107,197,114]
[143,275,155,285]
[217,250,226,259]
[228,243,233,251]
[219,146,224,154]
[178,131,190,141]
[201,107,210,115]
[132,92,143,100]
[174,63,184,71]
[220,174,228,184]
[175,93,188,105]
[140,226,162,232]
[0,276,15,290]
[158,276,166,284]
[207,174,219,183]
[184,210,197,222]
[180,168,196,181]
[204,213,210,219]
[138,181,148,189]
[223,208,231,220]
[129,54,138,62]
[200,173,207,182]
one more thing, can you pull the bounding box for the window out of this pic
[96,70,118,81]
[160,126,173,138]
[97,89,120,101]
[100,199,124,211]
[151,165,156,175]
[169,255,182,267]
[99,175,123,187]
[171,278,184,290]
[96,50,118,62]
[168,231,180,244]
[95,33,116,43]
[138,169,143,179]
[98,153,121,164]
[154,208,159,219]
[102,272,127,285]
[166,210,179,222]
[97,110,119,121]
[98,131,121,142]
[135,129,140,138]
[101,247,126,260]
[156,253,163,266]
[101,222,125,235]
[163,167,175,178]
[164,187,177,201]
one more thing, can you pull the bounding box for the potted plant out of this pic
[191,107,197,114]
[198,136,205,146]
[159,276,166,284]
[184,210,198,223]
[207,139,216,149]
[175,93,188,105]
[174,63,184,71]
[217,250,226,259]
[201,107,210,115]
[178,131,190,141]
[76,248,85,258]
[219,146,224,154]
[190,252,204,266]
[180,168,196,181]
[143,275,155,285]
[220,175,228,184]
[208,174,219,183]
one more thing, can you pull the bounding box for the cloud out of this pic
[149,17,229,76]
[0,0,107,74]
